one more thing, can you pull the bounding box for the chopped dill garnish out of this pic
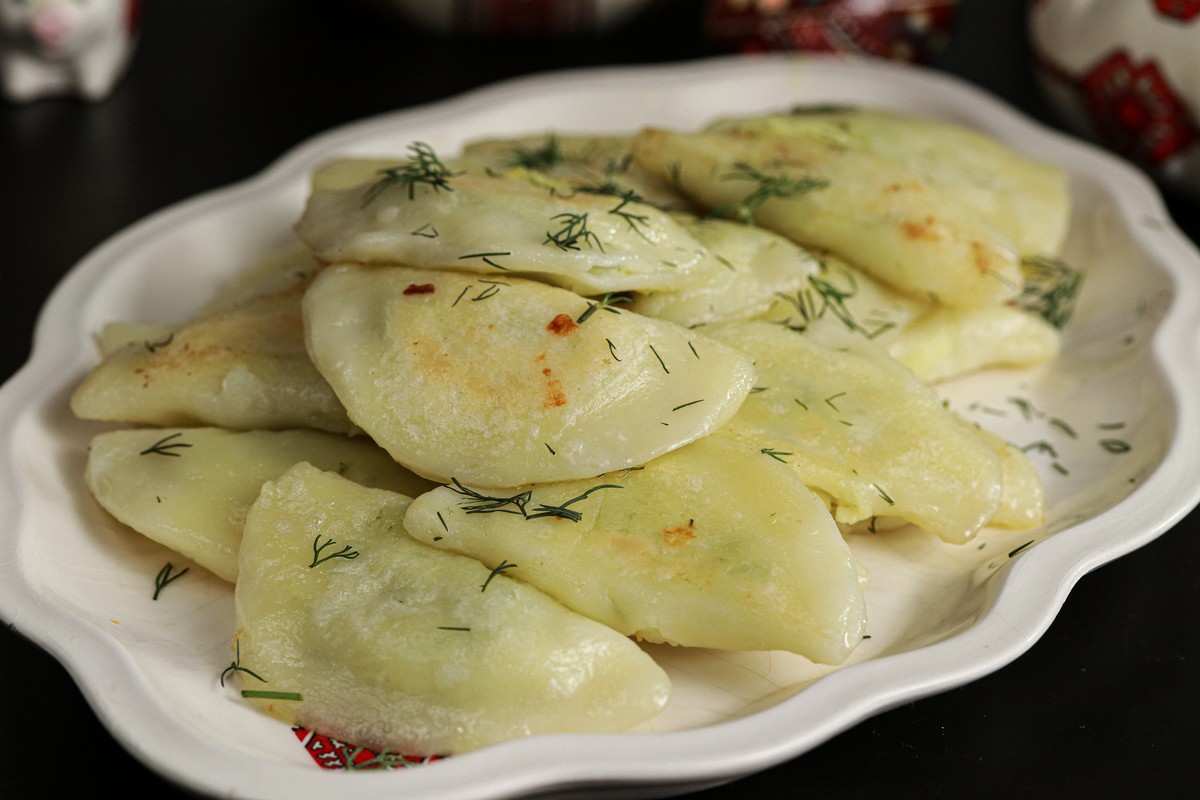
[672,399,705,411]
[220,639,266,687]
[577,292,632,324]
[241,690,303,701]
[139,432,191,457]
[545,212,603,252]
[480,560,518,592]
[761,447,792,462]
[526,484,623,522]
[1050,417,1077,438]
[710,162,828,225]
[361,142,461,207]
[449,479,626,523]
[776,268,891,339]
[1008,396,1037,421]
[1019,255,1082,329]
[607,193,652,240]
[309,535,359,568]
[458,251,512,270]
[649,343,669,373]
[1008,540,1035,558]
[1100,439,1131,454]
[606,338,622,361]
[152,562,189,600]
[449,478,532,516]
[509,134,563,170]
[1022,440,1059,457]
[472,279,509,301]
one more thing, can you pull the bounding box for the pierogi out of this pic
[234,463,671,756]
[70,283,356,435]
[293,146,729,295]
[403,434,868,664]
[703,108,1070,258]
[630,108,1069,309]
[84,426,435,582]
[302,263,756,487]
[704,318,1022,543]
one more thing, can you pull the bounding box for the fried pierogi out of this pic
[630,108,1069,309]
[71,285,355,434]
[293,146,728,295]
[302,264,755,487]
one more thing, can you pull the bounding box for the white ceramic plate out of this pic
[3,54,1200,800]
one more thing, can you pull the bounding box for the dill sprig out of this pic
[777,268,892,339]
[545,212,604,251]
[241,690,303,701]
[711,163,828,224]
[448,478,621,523]
[577,292,632,324]
[607,192,652,240]
[450,478,532,516]
[361,142,460,207]
[761,447,792,462]
[1018,254,1082,329]
[458,251,512,271]
[526,484,623,522]
[480,560,518,592]
[309,535,359,568]
[220,639,266,687]
[509,135,563,170]
[152,562,189,600]
[139,432,191,457]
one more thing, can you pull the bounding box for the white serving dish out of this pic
[2,53,1200,799]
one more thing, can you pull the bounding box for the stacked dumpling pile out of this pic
[70,106,1079,756]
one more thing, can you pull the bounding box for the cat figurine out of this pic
[0,0,140,102]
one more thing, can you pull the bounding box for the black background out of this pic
[2,1,1198,798]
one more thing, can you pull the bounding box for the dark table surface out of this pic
[2,1,1199,798]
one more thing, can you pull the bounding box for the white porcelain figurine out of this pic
[0,0,140,102]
